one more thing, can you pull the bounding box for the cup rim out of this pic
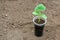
[33,16,47,26]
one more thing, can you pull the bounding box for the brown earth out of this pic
[0,0,60,40]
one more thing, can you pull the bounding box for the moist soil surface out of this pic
[35,19,45,24]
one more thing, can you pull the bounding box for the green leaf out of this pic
[32,4,47,19]
[32,11,39,16]
[41,13,47,19]
[35,4,46,11]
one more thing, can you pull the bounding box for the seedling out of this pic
[32,4,47,24]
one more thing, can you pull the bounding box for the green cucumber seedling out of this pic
[32,4,47,23]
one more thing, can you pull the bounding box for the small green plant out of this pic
[32,4,47,23]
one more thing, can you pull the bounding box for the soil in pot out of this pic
[35,19,45,24]
[34,19,45,37]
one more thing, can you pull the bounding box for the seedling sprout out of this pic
[32,4,47,23]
